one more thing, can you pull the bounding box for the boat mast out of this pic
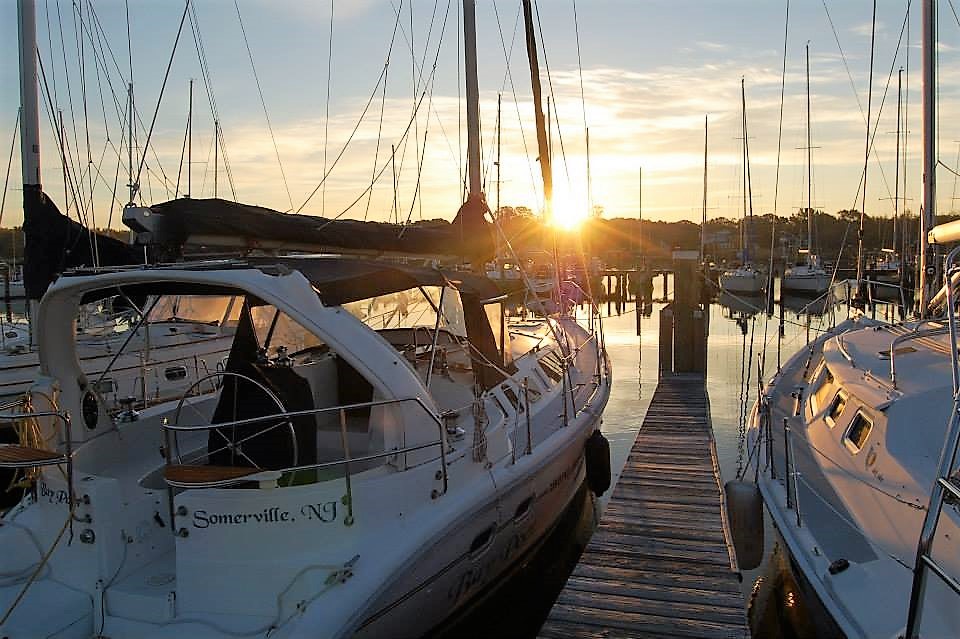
[741,79,753,265]
[463,0,482,203]
[18,0,40,192]
[702,115,707,264]
[919,0,937,315]
[521,0,553,219]
[893,67,902,254]
[806,43,813,266]
[18,0,40,312]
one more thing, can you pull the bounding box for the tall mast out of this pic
[806,43,813,265]
[18,0,40,190]
[701,115,707,264]
[858,4,878,287]
[919,0,937,314]
[893,67,902,252]
[639,167,643,258]
[743,79,755,265]
[462,0,482,201]
[213,119,219,198]
[187,78,193,198]
[127,82,135,204]
[496,93,501,218]
[521,0,552,218]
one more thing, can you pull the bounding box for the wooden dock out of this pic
[539,375,750,639]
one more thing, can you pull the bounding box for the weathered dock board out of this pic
[539,375,749,639]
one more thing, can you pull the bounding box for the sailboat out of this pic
[0,2,611,638]
[0,1,235,405]
[782,44,830,297]
[743,5,960,636]
[720,80,765,296]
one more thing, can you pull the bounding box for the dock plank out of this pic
[539,375,750,639]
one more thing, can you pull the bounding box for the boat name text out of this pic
[192,501,339,528]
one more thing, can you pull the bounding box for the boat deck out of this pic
[539,374,750,639]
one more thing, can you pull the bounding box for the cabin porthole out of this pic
[81,390,99,430]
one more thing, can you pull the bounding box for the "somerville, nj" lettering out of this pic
[192,501,339,528]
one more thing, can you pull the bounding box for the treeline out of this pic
[0,228,129,265]
[498,207,953,268]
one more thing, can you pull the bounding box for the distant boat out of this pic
[721,79,765,296]
[782,45,829,297]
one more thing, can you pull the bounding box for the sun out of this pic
[550,196,588,231]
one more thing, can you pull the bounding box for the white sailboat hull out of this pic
[781,271,830,294]
[719,271,765,294]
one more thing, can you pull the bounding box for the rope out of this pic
[491,2,541,210]
[188,3,237,199]
[0,110,19,229]
[363,4,404,221]
[234,0,293,211]
[132,0,191,204]
[322,0,335,216]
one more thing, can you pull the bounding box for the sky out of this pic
[2,0,959,230]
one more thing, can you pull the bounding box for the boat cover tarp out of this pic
[141,197,495,265]
[268,256,502,306]
[23,185,142,300]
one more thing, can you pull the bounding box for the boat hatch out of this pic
[844,411,874,453]
[878,345,917,359]
[826,391,847,428]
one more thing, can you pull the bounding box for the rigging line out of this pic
[457,0,462,197]
[365,2,405,222]
[234,0,293,211]
[413,1,441,222]
[492,1,541,210]
[571,0,587,131]
[132,0,191,203]
[400,0,453,230]
[43,0,59,113]
[82,0,109,142]
[765,0,789,379]
[937,159,960,179]
[821,0,866,121]
[297,62,393,214]
[532,0,573,191]
[0,111,20,229]
[188,3,237,199]
[125,0,133,84]
[56,0,83,198]
[323,0,335,216]
[837,3,911,219]
[303,0,451,217]
[76,1,100,264]
[83,7,170,192]
[37,54,86,228]
[389,0,442,220]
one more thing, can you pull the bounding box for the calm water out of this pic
[446,275,872,638]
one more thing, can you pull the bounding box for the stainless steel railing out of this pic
[905,244,960,637]
[163,393,450,502]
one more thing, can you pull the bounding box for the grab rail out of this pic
[889,327,951,389]
[164,395,449,499]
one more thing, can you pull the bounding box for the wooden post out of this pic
[659,303,673,377]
